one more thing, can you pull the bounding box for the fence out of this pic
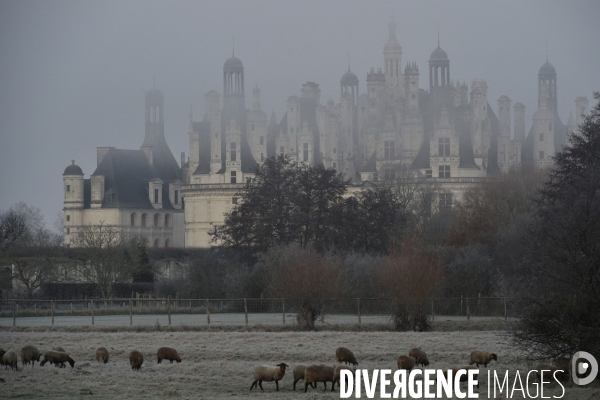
[0,297,519,327]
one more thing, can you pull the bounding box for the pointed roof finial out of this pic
[546,38,548,62]
[347,52,350,71]
[153,75,156,88]
[437,22,440,47]
[233,36,235,57]
[389,15,396,41]
[71,159,75,165]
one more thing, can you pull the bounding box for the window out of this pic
[230,142,237,161]
[439,165,450,178]
[141,213,147,227]
[165,214,171,228]
[66,227,70,234]
[66,185,71,192]
[230,170,237,184]
[439,193,452,211]
[154,189,159,203]
[260,136,264,145]
[232,197,238,205]
[333,148,337,154]
[66,215,70,222]
[539,151,544,160]
[174,190,179,205]
[303,143,309,162]
[384,141,395,160]
[539,133,544,142]
[105,191,113,202]
[280,146,284,155]
[154,213,159,228]
[439,138,450,156]
[332,162,336,169]
[153,238,159,248]
[426,169,432,178]
[130,213,135,227]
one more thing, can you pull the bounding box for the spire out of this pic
[437,23,440,47]
[153,75,156,88]
[546,38,548,62]
[347,52,350,71]
[232,36,235,57]
[388,16,396,41]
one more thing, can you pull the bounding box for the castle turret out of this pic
[63,160,84,242]
[384,17,403,96]
[497,95,512,138]
[225,119,241,183]
[205,90,222,174]
[222,54,246,131]
[247,86,268,163]
[513,102,526,142]
[341,68,359,107]
[533,82,554,167]
[470,79,488,168]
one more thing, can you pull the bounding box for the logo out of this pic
[571,351,598,386]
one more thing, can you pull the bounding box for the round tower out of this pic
[143,86,165,147]
[538,60,557,114]
[341,68,359,107]
[429,42,449,90]
[63,160,84,242]
[384,18,403,89]
[223,53,246,128]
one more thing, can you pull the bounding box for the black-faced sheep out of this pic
[3,350,18,371]
[40,351,75,368]
[0,348,5,366]
[335,347,358,366]
[250,363,289,391]
[468,351,497,368]
[96,347,109,363]
[129,350,144,370]
[157,347,181,363]
[292,364,316,391]
[304,364,335,392]
[445,366,480,388]
[21,345,41,368]
[397,355,417,371]
[408,348,430,367]
[52,346,66,353]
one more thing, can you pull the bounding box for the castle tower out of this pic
[204,90,222,174]
[429,40,450,91]
[366,68,387,124]
[513,102,526,142]
[497,95,512,138]
[384,18,403,94]
[286,95,301,161]
[144,86,165,147]
[340,91,355,177]
[225,119,241,183]
[247,86,268,163]
[533,82,554,167]
[341,68,359,107]
[470,80,488,168]
[538,59,557,114]
[222,54,246,129]
[401,62,423,160]
[430,107,459,178]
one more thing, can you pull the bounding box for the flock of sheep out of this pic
[0,345,181,372]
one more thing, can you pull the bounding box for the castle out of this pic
[63,20,589,248]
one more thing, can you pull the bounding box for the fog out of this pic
[0,0,598,226]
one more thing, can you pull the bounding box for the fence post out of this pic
[51,300,55,326]
[466,298,470,320]
[357,298,361,325]
[244,298,248,326]
[477,293,481,316]
[504,297,507,321]
[282,299,285,325]
[91,299,95,325]
[12,300,16,326]
[167,296,171,326]
[129,300,133,325]
[206,299,210,325]
[431,299,435,322]
[460,295,463,315]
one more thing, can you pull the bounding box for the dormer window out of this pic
[230,142,237,162]
[154,189,159,203]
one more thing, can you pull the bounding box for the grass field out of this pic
[1,328,598,399]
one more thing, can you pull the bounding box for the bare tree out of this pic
[71,222,134,299]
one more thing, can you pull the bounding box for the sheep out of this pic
[129,350,144,370]
[304,364,335,392]
[157,347,181,364]
[335,347,358,366]
[20,345,41,368]
[250,363,289,391]
[468,351,497,368]
[292,364,316,391]
[409,348,430,367]
[397,355,417,372]
[333,365,355,389]
[445,366,480,388]
[52,346,66,353]
[0,348,5,365]
[3,350,18,371]
[40,351,75,368]
[96,347,109,363]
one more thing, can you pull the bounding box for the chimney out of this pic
[181,151,185,168]
[96,147,115,166]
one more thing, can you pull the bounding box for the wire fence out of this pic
[0,297,519,327]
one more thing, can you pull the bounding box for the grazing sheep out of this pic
[445,366,480,388]
[397,355,417,371]
[157,347,181,364]
[0,348,5,365]
[292,364,316,391]
[3,350,18,371]
[129,350,144,370]
[250,363,289,391]
[304,364,335,392]
[468,351,497,368]
[409,348,430,367]
[96,347,109,363]
[52,346,66,353]
[335,347,358,366]
[21,345,41,368]
[333,365,355,388]
[40,351,75,368]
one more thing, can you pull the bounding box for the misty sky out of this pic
[0,0,598,228]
